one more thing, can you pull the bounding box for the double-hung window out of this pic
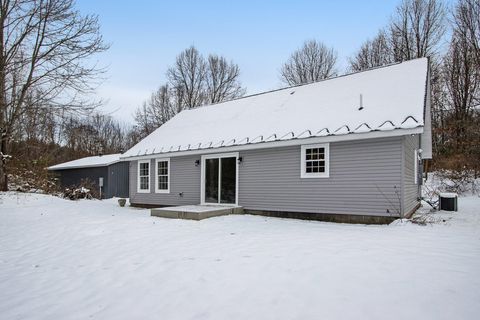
[301,143,330,178]
[138,160,150,193]
[156,158,170,193]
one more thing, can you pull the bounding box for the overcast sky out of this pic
[77,0,406,123]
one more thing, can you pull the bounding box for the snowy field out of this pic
[1,193,479,320]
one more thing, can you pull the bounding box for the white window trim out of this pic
[137,160,150,193]
[301,143,330,178]
[155,158,170,194]
[414,149,418,185]
[200,152,239,206]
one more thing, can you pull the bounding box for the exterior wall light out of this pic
[195,160,200,166]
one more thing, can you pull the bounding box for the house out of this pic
[48,154,129,199]
[122,58,432,223]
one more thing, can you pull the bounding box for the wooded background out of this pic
[1,0,478,192]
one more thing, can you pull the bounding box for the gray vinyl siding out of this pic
[402,135,420,215]
[107,162,130,198]
[129,136,408,217]
[238,137,403,216]
[129,155,201,206]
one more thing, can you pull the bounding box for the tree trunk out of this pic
[0,135,8,191]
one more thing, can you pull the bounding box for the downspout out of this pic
[400,137,405,218]
[418,134,422,200]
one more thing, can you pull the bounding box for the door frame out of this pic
[200,152,239,206]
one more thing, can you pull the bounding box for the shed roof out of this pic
[48,154,122,170]
[123,58,429,159]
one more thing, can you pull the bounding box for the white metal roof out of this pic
[48,154,122,170]
[123,58,429,159]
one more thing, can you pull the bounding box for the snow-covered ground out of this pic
[1,193,479,320]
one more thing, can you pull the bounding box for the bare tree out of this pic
[19,94,58,144]
[133,102,152,138]
[437,0,480,173]
[390,0,446,61]
[62,112,132,156]
[134,84,175,136]
[443,37,479,146]
[135,46,246,135]
[280,40,338,86]
[452,0,480,72]
[166,46,206,109]
[348,30,394,72]
[205,54,245,104]
[167,46,246,108]
[0,0,108,190]
[349,0,446,73]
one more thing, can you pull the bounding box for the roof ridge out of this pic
[183,57,427,112]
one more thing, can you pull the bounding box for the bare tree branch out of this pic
[166,46,206,109]
[205,54,245,104]
[452,0,480,67]
[348,30,394,72]
[280,40,338,86]
[390,0,446,61]
[0,0,109,190]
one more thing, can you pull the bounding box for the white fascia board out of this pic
[47,161,121,171]
[121,127,424,161]
[420,69,433,160]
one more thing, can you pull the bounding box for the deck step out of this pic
[151,205,243,220]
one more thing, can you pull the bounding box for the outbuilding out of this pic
[48,154,129,199]
[122,58,432,223]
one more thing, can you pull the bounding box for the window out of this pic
[138,160,150,193]
[301,143,329,178]
[156,158,170,193]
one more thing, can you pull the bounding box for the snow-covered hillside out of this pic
[1,193,479,320]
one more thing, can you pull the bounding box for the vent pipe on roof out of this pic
[358,94,364,111]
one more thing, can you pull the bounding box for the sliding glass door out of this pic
[205,158,219,203]
[202,154,238,205]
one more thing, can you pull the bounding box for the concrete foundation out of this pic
[244,209,399,224]
[151,205,243,220]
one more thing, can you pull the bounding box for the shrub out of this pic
[63,178,99,200]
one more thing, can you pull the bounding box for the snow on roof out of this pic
[123,58,429,158]
[48,154,122,170]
